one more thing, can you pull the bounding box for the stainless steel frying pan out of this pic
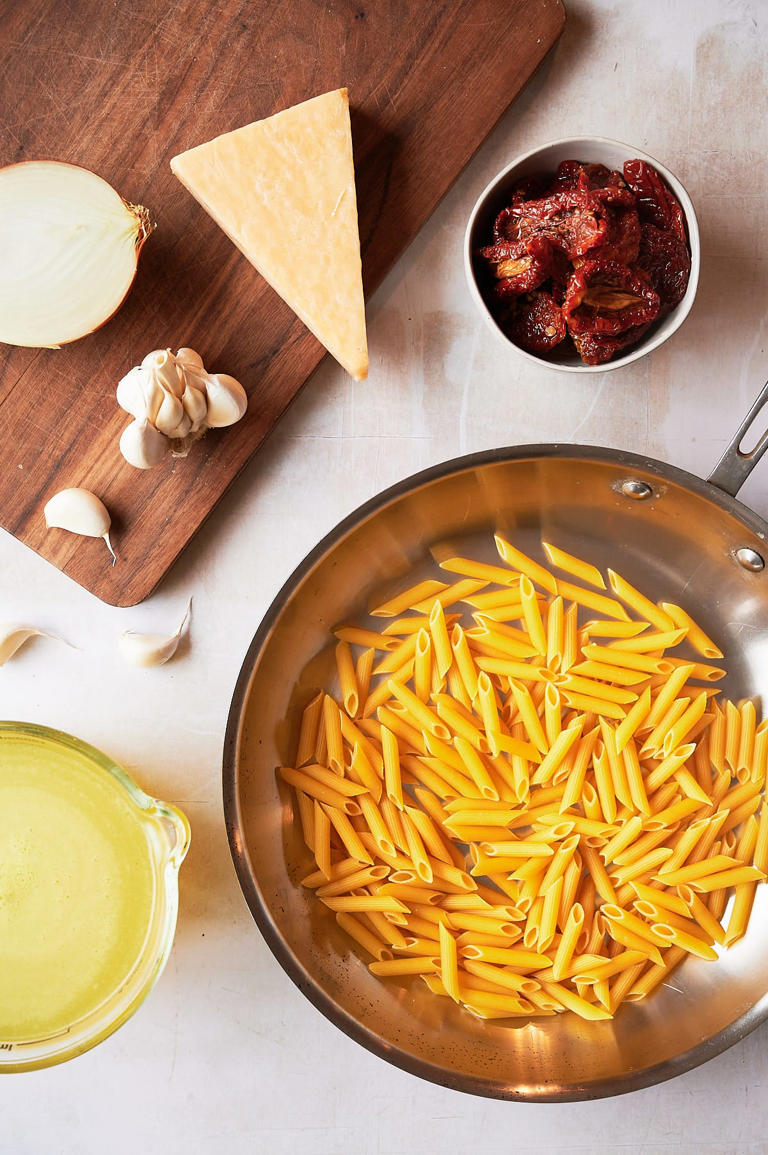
[223,380,768,1101]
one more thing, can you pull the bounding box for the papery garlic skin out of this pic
[44,487,116,564]
[116,348,248,468]
[0,626,65,667]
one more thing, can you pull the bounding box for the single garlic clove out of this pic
[175,347,205,372]
[44,487,116,563]
[118,599,191,668]
[0,625,69,666]
[154,388,186,437]
[119,418,169,469]
[203,372,248,428]
[181,383,208,432]
[116,365,164,424]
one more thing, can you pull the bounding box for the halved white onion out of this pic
[0,161,152,348]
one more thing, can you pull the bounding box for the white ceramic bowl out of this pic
[464,136,700,373]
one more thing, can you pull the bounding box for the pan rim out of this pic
[222,441,768,1101]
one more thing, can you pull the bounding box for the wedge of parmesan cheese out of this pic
[171,88,368,381]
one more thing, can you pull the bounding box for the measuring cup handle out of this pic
[153,802,191,869]
[708,379,768,497]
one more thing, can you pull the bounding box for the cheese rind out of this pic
[171,89,368,380]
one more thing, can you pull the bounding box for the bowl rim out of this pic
[463,134,701,373]
[222,441,768,1103]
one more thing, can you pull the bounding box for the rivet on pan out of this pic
[735,547,765,572]
[621,480,653,500]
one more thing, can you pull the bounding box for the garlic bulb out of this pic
[118,600,191,667]
[44,487,116,564]
[0,161,152,348]
[116,348,248,468]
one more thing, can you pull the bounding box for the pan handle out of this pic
[707,380,768,497]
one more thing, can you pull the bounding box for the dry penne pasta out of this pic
[278,531,768,1024]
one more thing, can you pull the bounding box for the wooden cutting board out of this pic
[0,0,564,605]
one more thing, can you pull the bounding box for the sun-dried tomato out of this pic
[507,291,566,353]
[509,188,609,259]
[564,259,660,336]
[597,204,641,264]
[478,236,554,297]
[549,161,618,193]
[572,322,652,365]
[637,223,691,316]
[623,160,686,241]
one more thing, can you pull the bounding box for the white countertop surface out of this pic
[3,0,768,1150]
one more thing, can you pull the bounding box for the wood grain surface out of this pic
[0,0,564,605]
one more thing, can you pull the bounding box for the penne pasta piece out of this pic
[387,678,450,741]
[520,574,547,655]
[335,641,360,718]
[508,679,548,755]
[354,648,375,710]
[660,602,723,659]
[316,864,389,898]
[606,570,675,632]
[381,613,458,637]
[450,623,479,702]
[592,742,617,823]
[321,895,408,914]
[607,628,687,654]
[411,578,489,612]
[476,672,503,753]
[278,766,361,815]
[538,980,612,1020]
[296,692,324,768]
[583,619,650,639]
[335,912,394,961]
[688,866,766,893]
[559,727,600,811]
[380,725,403,812]
[614,687,652,754]
[546,596,565,672]
[372,633,420,676]
[438,921,460,1001]
[666,658,726,682]
[295,789,315,852]
[369,957,438,976]
[651,922,717,961]
[323,804,375,864]
[405,805,454,866]
[557,673,638,706]
[371,580,449,618]
[334,626,398,651]
[555,579,632,622]
[542,542,606,589]
[552,903,584,980]
[561,692,626,720]
[312,800,333,879]
[676,884,726,946]
[581,643,669,676]
[737,700,757,779]
[493,534,558,594]
[435,554,519,587]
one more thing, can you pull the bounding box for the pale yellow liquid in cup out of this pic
[0,733,157,1043]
